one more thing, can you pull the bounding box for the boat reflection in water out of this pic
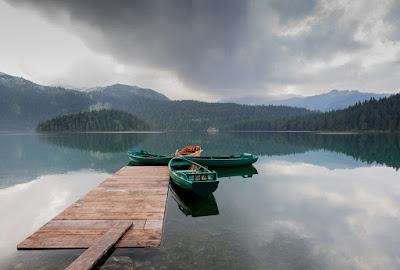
[169,180,219,217]
[169,165,258,217]
[214,165,258,179]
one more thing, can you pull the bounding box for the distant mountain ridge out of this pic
[0,73,91,130]
[221,90,390,111]
[0,72,310,131]
[86,84,170,101]
[0,73,169,130]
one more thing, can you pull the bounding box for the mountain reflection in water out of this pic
[2,131,399,189]
[37,131,400,170]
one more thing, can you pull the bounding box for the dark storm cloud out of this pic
[9,0,270,93]
[7,0,399,96]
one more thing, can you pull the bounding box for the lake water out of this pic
[1,131,400,269]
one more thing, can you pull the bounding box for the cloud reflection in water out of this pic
[0,170,109,261]
[255,160,400,269]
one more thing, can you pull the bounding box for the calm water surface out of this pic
[1,131,400,269]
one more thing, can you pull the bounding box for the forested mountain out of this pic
[221,90,390,111]
[232,93,400,132]
[87,84,169,100]
[0,73,90,130]
[86,84,169,110]
[0,72,311,131]
[135,100,310,130]
[36,109,149,132]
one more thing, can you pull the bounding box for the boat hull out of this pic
[127,149,172,165]
[128,155,171,165]
[170,173,219,197]
[186,154,258,168]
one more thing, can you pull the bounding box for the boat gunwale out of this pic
[188,154,258,161]
[169,157,218,184]
[127,154,170,159]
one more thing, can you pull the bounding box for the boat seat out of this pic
[180,170,201,173]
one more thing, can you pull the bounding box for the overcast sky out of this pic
[1,0,400,101]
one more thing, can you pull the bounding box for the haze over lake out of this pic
[1,131,400,269]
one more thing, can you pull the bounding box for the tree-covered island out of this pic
[36,109,149,132]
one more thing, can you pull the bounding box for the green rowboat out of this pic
[168,157,219,197]
[186,153,258,168]
[128,149,258,168]
[127,149,171,165]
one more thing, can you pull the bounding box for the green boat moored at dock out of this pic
[128,150,258,167]
[127,149,171,165]
[168,157,219,197]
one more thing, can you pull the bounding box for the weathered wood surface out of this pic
[65,221,132,270]
[17,166,170,249]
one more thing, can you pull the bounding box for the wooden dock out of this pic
[17,166,170,249]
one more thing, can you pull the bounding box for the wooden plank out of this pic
[39,220,146,231]
[65,221,132,270]
[144,219,164,230]
[17,230,163,249]
[17,234,162,249]
[17,166,170,249]
[53,212,165,221]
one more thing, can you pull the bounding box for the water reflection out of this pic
[214,165,258,179]
[0,133,133,189]
[0,170,109,266]
[38,132,148,153]
[2,131,399,191]
[2,132,400,269]
[250,159,400,269]
[37,131,400,170]
[169,181,219,217]
[94,158,400,270]
[167,166,258,217]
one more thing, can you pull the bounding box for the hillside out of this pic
[135,100,310,130]
[0,73,168,130]
[221,90,390,111]
[87,84,169,100]
[36,109,149,132]
[231,93,400,132]
[86,84,170,110]
[0,72,311,131]
[0,73,91,130]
